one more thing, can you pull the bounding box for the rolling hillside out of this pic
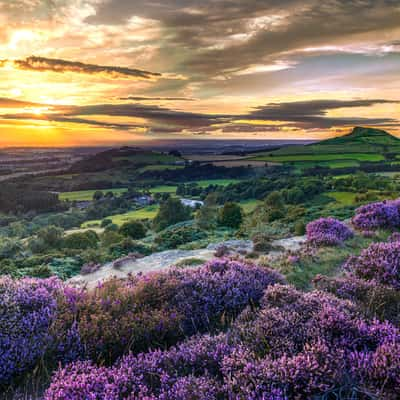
[246,127,400,169]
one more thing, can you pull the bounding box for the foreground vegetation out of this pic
[1,127,400,398]
[3,199,400,399]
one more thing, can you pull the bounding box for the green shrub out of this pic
[109,238,152,258]
[155,224,207,250]
[63,230,99,250]
[30,264,53,278]
[37,225,64,249]
[174,258,206,268]
[105,223,119,232]
[252,233,273,252]
[218,202,243,228]
[153,198,191,231]
[101,219,113,228]
[119,220,146,239]
[101,230,124,246]
[48,257,82,279]
[294,220,306,235]
[0,260,17,276]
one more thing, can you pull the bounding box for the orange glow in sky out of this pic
[0,1,399,146]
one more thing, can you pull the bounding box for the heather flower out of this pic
[45,334,230,400]
[343,241,400,288]
[313,274,400,324]
[44,284,400,400]
[0,276,60,385]
[72,258,283,363]
[306,217,353,246]
[226,285,400,399]
[2,258,283,387]
[171,258,284,334]
[352,199,400,231]
[286,255,299,264]
[388,231,400,242]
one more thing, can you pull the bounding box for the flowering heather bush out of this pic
[62,258,283,363]
[0,277,60,386]
[171,258,284,334]
[1,258,283,388]
[344,241,400,288]
[313,274,400,325]
[224,285,400,399]
[306,217,353,246]
[45,285,400,400]
[388,231,400,242]
[58,276,184,364]
[44,334,229,399]
[286,254,300,264]
[352,199,400,231]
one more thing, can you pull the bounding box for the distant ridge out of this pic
[319,126,399,147]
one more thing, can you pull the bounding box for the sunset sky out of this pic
[0,0,399,146]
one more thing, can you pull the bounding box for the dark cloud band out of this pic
[0,56,161,80]
[119,96,195,101]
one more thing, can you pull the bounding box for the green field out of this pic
[82,205,159,227]
[240,199,262,213]
[325,191,358,206]
[249,153,384,163]
[60,179,242,201]
[269,144,380,155]
[196,179,241,187]
[136,165,184,173]
[149,179,241,194]
[113,153,180,163]
[293,160,360,170]
[149,185,178,194]
[60,188,128,201]
[375,172,400,178]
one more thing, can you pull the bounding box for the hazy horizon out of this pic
[1,1,399,146]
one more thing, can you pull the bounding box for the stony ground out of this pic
[69,237,306,288]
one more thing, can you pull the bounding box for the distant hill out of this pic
[244,127,400,170]
[69,147,182,173]
[318,126,400,148]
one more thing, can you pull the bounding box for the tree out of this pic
[196,193,218,230]
[93,191,104,201]
[119,220,147,239]
[264,191,285,222]
[63,230,99,250]
[37,225,64,249]
[101,230,124,246]
[218,202,243,228]
[265,191,284,209]
[153,197,191,231]
[101,219,113,228]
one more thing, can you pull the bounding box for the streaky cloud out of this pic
[119,96,196,101]
[0,56,161,80]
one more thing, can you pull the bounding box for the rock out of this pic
[68,237,306,289]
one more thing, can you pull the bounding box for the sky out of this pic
[0,0,399,147]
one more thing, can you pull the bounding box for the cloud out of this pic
[247,99,400,129]
[63,103,229,128]
[0,97,47,108]
[1,96,398,134]
[0,56,161,80]
[119,96,195,101]
[85,0,400,80]
[0,113,145,131]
